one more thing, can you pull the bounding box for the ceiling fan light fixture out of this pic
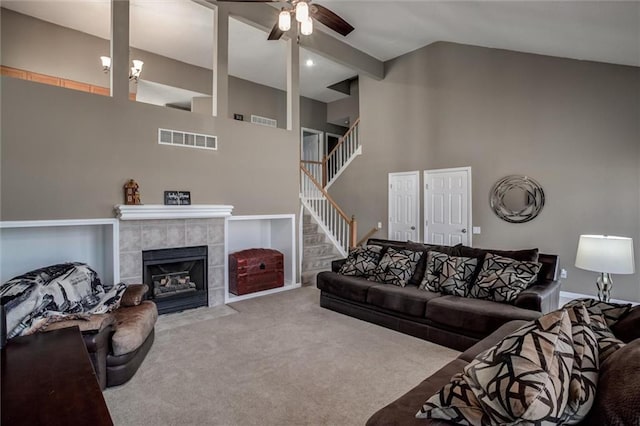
[300,17,313,36]
[295,1,309,23]
[278,9,291,31]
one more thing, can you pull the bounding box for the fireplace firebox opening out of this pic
[142,246,208,314]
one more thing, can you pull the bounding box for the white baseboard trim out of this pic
[559,291,639,306]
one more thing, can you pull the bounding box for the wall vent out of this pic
[158,128,217,151]
[250,115,277,128]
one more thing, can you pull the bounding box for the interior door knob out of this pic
[411,226,416,230]
[461,229,467,233]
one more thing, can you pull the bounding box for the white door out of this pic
[301,128,323,162]
[388,171,420,241]
[424,167,472,246]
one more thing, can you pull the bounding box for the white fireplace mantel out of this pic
[115,204,234,221]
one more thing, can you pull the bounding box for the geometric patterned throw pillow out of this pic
[415,372,488,424]
[468,253,541,303]
[463,310,574,424]
[561,305,599,424]
[369,247,423,287]
[438,255,477,297]
[338,245,383,278]
[589,313,626,364]
[563,298,633,328]
[419,251,449,292]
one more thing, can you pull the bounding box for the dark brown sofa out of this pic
[367,310,640,425]
[43,284,157,389]
[317,239,560,351]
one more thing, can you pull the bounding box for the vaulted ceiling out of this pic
[3,0,639,104]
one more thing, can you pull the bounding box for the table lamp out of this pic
[575,235,635,302]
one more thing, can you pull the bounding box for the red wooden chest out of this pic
[229,248,284,296]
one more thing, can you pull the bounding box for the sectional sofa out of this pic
[367,307,640,425]
[317,238,559,351]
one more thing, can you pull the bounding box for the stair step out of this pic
[302,254,341,272]
[303,243,336,257]
[303,223,318,233]
[303,233,326,245]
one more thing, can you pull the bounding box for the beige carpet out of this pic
[104,287,459,425]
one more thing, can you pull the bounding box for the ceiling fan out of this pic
[216,0,354,41]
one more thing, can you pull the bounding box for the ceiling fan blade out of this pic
[214,0,276,2]
[267,21,285,41]
[311,4,354,37]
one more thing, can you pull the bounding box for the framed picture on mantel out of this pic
[164,191,191,205]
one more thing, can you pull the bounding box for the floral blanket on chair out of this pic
[0,262,126,338]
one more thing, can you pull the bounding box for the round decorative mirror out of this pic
[490,175,545,223]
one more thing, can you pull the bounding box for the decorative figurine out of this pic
[124,179,141,205]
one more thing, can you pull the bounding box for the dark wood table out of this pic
[1,326,113,426]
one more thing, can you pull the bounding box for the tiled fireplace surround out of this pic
[119,218,226,307]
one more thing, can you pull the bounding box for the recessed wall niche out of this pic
[129,0,214,114]
[0,2,111,97]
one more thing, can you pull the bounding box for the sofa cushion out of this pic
[582,339,640,426]
[463,310,574,424]
[458,320,529,363]
[316,272,378,303]
[416,372,486,423]
[419,252,449,292]
[366,285,441,317]
[457,246,539,284]
[406,242,461,286]
[369,247,423,287]
[438,255,477,297]
[469,253,541,303]
[589,313,626,363]
[563,298,633,327]
[111,301,158,357]
[457,245,539,263]
[338,245,384,278]
[120,284,149,307]
[42,313,116,333]
[561,305,598,424]
[611,305,640,342]
[425,295,541,336]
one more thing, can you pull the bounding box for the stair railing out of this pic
[300,163,356,257]
[356,226,382,247]
[300,160,323,190]
[322,118,361,188]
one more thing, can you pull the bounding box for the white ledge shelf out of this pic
[115,204,234,220]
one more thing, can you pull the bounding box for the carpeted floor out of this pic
[104,287,459,425]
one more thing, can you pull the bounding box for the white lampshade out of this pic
[295,1,309,23]
[278,9,291,31]
[575,235,635,274]
[300,17,313,36]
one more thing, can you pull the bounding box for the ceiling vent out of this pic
[250,115,277,128]
[158,128,217,151]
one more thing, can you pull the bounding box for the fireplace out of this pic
[142,246,208,314]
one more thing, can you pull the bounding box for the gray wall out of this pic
[300,97,348,136]
[1,77,300,219]
[330,42,640,301]
[327,79,359,128]
[1,8,111,87]
[229,77,346,135]
[1,8,345,134]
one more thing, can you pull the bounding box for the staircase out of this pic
[300,119,361,286]
[300,212,343,286]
